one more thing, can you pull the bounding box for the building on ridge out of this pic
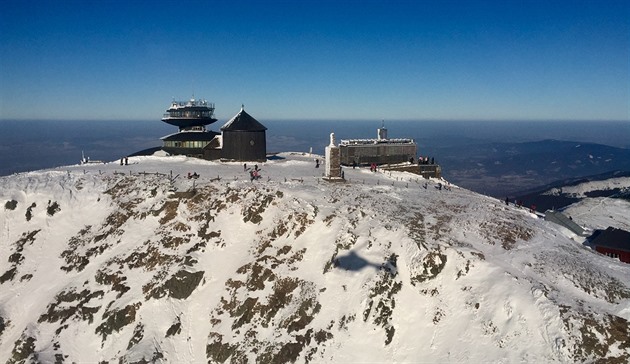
[220,105,267,162]
[336,122,441,178]
[160,98,222,159]
[339,124,417,166]
[159,99,267,162]
[589,227,630,263]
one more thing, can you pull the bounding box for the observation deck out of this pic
[161,98,218,130]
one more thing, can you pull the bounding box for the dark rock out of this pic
[95,302,141,341]
[4,200,17,210]
[47,201,61,216]
[148,270,204,300]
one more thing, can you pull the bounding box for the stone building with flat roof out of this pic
[339,125,417,166]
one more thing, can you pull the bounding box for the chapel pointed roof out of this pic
[221,105,267,132]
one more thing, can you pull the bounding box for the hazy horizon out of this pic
[1,119,629,183]
[2,118,630,123]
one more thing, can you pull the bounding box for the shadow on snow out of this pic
[334,251,382,272]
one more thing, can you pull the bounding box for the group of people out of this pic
[244,163,262,181]
[249,169,261,181]
[434,182,452,191]
[119,157,129,166]
[505,197,537,213]
[417,156,434,165]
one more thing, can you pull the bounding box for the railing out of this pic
[168,100,215,108]
[163,112,215,119]
[340,138,415,145]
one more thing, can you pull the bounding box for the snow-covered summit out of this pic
[1,153,629,363]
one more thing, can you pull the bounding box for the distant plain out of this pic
[1,119,628,197]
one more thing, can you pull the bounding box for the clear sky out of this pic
[1,0,628,121]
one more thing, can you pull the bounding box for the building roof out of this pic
[221,106,267,132]
[340,138,416,146]
[591,227,630,252]
[161,131,220,142]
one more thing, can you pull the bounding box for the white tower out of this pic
[378,120,388,140]
[325,132,342,179]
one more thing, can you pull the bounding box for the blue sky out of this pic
[1,0,628,121]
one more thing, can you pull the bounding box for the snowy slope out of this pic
[544,176,630,199]
[1,153,629,363]
[547,177,630,231]
[563,198,630,232]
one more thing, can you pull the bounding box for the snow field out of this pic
[0,153,629,362]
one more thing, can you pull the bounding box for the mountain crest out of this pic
[1,153,629,363]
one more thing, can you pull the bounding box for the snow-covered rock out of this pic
[1,153,629,363]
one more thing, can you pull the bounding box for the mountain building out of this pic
[220,105,267,162]
[589,227,630,263]
[337,123,442,178]
[160,99,266,162]
[339,124,417,166]
[160,98,221,159]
